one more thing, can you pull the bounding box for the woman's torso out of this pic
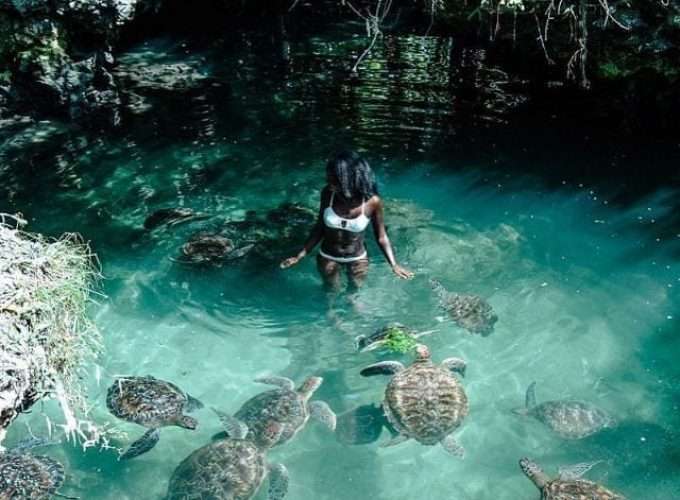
[320,189,373,259]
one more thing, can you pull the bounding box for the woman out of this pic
[280,150,413,289]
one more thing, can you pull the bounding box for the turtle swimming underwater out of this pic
[359,344,469,456]
[0,439,69,500]
[430,279,498,336]
[106,376,203,459]
[519,457,626,499]
[174,232,254,265]
[513,382,616,439]
[354,323,437,353]
[215,376,336,449]
[143,208,209,230]
[167,415,289,500]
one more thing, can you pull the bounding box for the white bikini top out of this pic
[323,192,370,233]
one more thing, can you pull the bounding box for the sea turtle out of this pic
[175,232,254,265]
[0,438,71,500]
[106,376,203,460]
[143,208,209,230]
[513,382,616,439]
[215,376,336,449]
[167,415,288,500]
[360,344,469,456]
[430,279,498,336]
[519,457,626,499]
[354,323,437,353]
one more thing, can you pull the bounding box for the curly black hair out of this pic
[326,150,379,200]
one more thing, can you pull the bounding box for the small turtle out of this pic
[143,208,209,230]
[175,232,254,265]
[430,279,498,336]
[106,376,203,460]
[167,415,288,500]
[215,376,335,449]
[359,344,469,456]
[0,438,71,500]
[519,457,626,499]
[513,382,616,439]
[354,323,437,353]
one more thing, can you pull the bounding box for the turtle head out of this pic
[259,421,284,449]
[354,335,370,352]
[415,344,431,361]
[178,415,198,430]
[519,457,548,489]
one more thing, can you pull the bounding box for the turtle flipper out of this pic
[226,243,255,260]
[558,461,603,480]
[360,361,405,377]
[120,428,160,460]
[255,376,296,391]
[335,403,386,445]
[212,408,249,439]
[184,394,204,412]
[440,434,465,458]
[380,434,408,448]
[268,463,289,500]
[526,381,537,409]
[441,357,467,377]
[309,401,337,431]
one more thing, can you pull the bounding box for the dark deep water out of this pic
[1,16,679,500]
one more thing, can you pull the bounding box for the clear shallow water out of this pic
[1,27,679,500]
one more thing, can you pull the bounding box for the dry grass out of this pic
[0,213,106,449]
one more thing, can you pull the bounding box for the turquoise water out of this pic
[1,28,679,500]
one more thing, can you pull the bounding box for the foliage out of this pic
[382,325,418,353]
[0,213,106,450]
[321,0,675,88]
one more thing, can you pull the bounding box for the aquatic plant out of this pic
[0,213,105,450]
[382,325,418,353]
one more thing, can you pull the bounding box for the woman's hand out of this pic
[392,264,414,280]
[280,255,302,269]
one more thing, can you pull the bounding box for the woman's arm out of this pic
[371,197,414,279]
[280,188,328,269]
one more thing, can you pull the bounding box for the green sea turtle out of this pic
[175,232,254,265]
[513,382,616,439]
[354,323,437,353]
[106,376,203,460]
[430,279,498,336]
[360,344,469,456]
[519,457,626,499]
[167,415,289,500]
[143,208,209,230]
[215,376,335,448]
[0,438,72,500]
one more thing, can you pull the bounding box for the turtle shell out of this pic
[542,478,625,499]
[106,376,188,428]
[167,439,266,500]
[0,453,64,500]
[181,234,234,262]
[383,359,468,445]
[531,401,615,439]
[234,389,308,448]
[443,294,497,335]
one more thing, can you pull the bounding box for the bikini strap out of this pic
[329,191,335,208]
[361,197,365,215]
